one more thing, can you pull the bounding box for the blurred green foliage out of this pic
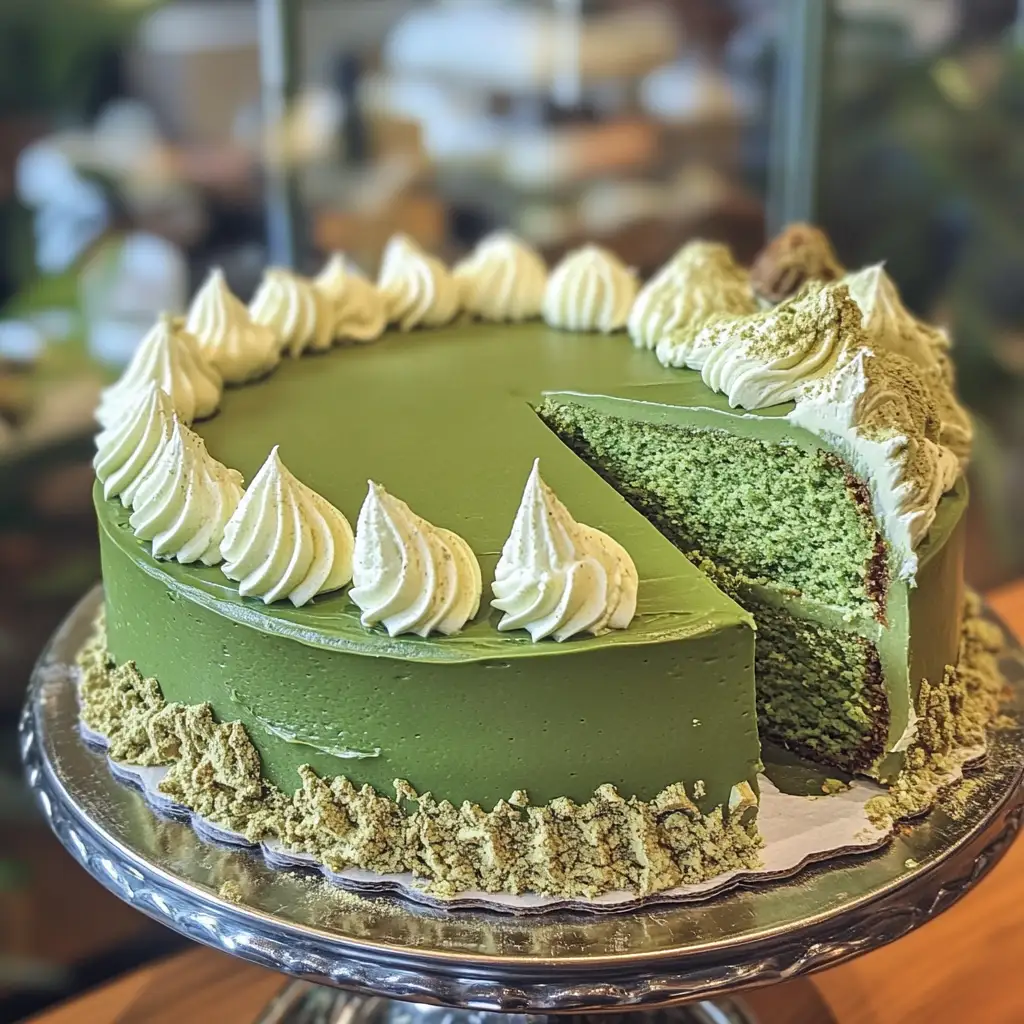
[0,0,156,119]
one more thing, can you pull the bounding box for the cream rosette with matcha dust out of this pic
[128,416,244,566]
[349,481,481,637]
[750,221,846,302]
[84,224,988,901]
[93,382,175,506]
[220,447,354,607]
[842,263,972,463]
[633,241,757,355]
[697,282,858,408]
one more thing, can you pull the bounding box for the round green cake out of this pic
[81,227,979,898]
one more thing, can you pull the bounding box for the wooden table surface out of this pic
[26,581,1024,1024]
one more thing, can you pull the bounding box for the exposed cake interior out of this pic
[537,394,947,773]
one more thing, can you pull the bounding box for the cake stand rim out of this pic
[18,585,1024,1009]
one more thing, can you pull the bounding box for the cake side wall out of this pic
[98,520,761,811]
[909,509,966,696]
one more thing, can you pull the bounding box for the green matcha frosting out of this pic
[78,614,761,899]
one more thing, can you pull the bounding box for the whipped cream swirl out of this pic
[844,264,948,364]
[634,241,756,362]
[700,283,862,409]
[220,447,354,607]
[348,482,481,637]
[789,346,960,578]
[97,314,222,429]
[491,459,638,642]
[314,254,387,343]
[843,264,972,463]
[543,245,638,333]
[378,235,461,331]
[250,268,333,357]
[453,232,547,322]
[94,381,174,507]
[185,268,280,383]
[128,416,244,565]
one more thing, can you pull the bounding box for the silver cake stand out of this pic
[19,588,1024,1024]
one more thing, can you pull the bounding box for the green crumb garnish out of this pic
[218,880,244,903]
[821,778,848,795]
[77,614,762,900]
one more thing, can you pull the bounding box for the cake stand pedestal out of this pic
[20,589,1024,1024]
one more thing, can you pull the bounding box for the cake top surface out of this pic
[94,228,972,657]
[98,320,766,661]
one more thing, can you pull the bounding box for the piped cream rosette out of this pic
[348,481,481,637]
[128,415,244,566]
[220,447,354,607]
[94,381,175,507]
[185,268,280,383]
[250,268,333,357]
[378,235,461,331]
[543,245,638,333]
[491,459,638,642]
[97,314,222,429]
[314,254,387,343]
[453,233,547,322]
[636,241,757,361]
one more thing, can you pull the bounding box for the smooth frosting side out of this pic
[543,245,638,333]
[220,446,354,607]
[97,314,222,428]
[314,254,387,343]
[185,268,280,383]
[94,382,175,507]
[700,283,860,409]
[491,459,638,642]
[78,622,763,899]
[843,264,973,463]
[349,481,482,637]
[789,346,961,578]
[378,234,461,331]
[250,269,333,357]
[128,416,244,566]
[453,232,548,322]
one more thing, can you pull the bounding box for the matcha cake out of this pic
[81,226,982,899]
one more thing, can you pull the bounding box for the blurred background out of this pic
[1,0,1023,1018]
